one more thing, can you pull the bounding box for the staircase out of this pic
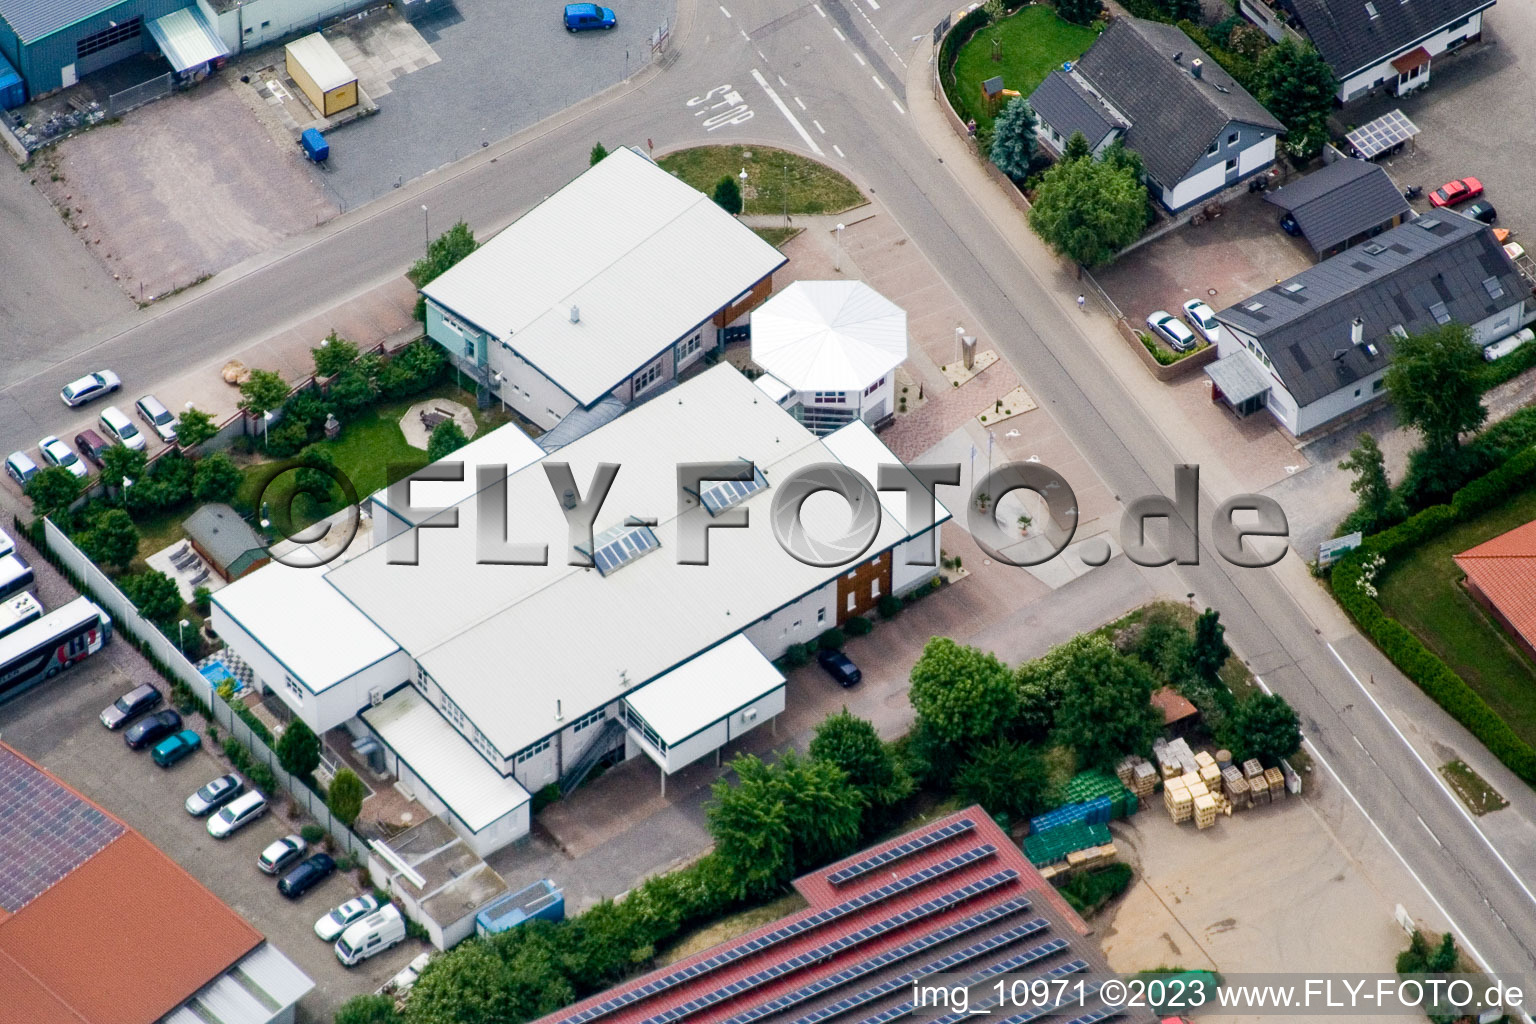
[560,719,625,795]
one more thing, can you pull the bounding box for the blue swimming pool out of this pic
[199,656,245,696]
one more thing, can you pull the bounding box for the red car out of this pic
[1429,177,1483,208]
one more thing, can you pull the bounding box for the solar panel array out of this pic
[851,942,1079,1024]
[701,466,769,516]
[1346,108,1420,160]
[722,898,1037,1024]
[556,845,1001,1024]
[827,819,976,885]
[0,746,124,912]
[635,870,1020,1024]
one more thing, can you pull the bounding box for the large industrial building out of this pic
[213,366,949,857]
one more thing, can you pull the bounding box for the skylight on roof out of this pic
[579,522,662,577]
[1245,301,1266,311]
[1428,301,1451,325]
[1391,324,1408,339]
[1417,217,1439,230]
[701,465,769,517]
[1283,282,1306,293]
[1365,1,1379,16]
[1483,276,1505,301]
[1361,243,1386,255]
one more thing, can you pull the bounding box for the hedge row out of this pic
[1330,446,1536,783]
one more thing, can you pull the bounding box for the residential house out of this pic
[419,146,786,430]
[1454,520,1536,663]
[1027,17,1286,212]
[1208,209,1534,435]
[1265,157,1411,258]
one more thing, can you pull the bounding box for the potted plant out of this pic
[975,492,991,512]
[1018,514,1033,535]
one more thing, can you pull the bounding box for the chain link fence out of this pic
[108,74,172,118]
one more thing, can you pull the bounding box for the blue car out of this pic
[151,729,202,768]
[564,2,616,30]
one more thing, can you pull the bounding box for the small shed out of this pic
[1150,686,1199,735]
[284,33,358,117]
[183,503,268,582]
[475,879,565,938]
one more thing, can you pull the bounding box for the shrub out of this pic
[817,628,846,651]
[192,585,212,616]
[845,616,873,636]
[264,418,309,457]
[223,736,252,772]
[192,453,242,504]
[532,783,561,814]
[312,332,360,378]
[282,387,330,437]
[781,642,813,668]
[276,718,321,777]
[329,365,378,418]
[1060,863,1134,916]
[877,594,903,619]
[328,767,367,826]
[300,823,326,844]
[235,704,273,744]
[247,761,278,794]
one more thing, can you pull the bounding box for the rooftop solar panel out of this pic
[1346,108,1420,161]
[827,819,978,884]
[0,746,126,913]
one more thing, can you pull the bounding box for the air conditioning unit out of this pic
[369,686,383,707]
[741,708,758,724]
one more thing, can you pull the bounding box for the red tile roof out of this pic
[1454,520,1536,652]
[1150,686,1198,725]
[0,744,263,1024]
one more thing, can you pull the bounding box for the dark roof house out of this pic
[184,503,268,581]
[1027,70,1125,154]
[1265,157,1411,256]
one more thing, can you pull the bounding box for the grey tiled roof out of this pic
[1215,209,1527,406]
[1027,70,1123,152]
[1074,17,1285,185]
[0,0,118,43]
[183,503,264,568]
[1281,0,1496,79]
[1264,158,1410,252]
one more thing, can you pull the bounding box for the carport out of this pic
[146,7,227,79]
[1206,354,1270,417]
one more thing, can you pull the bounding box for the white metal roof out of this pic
[370,422,547,525]
[420,147,786,406]
[362,687,531,831]
[323,365,949,756]
[750,280,908,391]
[625,635,784,745]
[213,561,399,694]
[753,371,795,405]
[147,7,229,75]
[161,943,313,1024]
[284,33,356,93]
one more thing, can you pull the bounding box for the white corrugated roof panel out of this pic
[148,8,229,75]
[420,147,786,406]
[323,365,949,756]
[231,942,315,1010]
[284,33,356,93]
[625,635,784,745]
[362,688,531,831]
[370,422,546,525]
[753,371,795,404]
[178,942,313,1024]
[751,281,908,391]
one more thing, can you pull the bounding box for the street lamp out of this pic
[421,204,429,245]
[834,223,845,272]
[955,326,965,366]
[262,410,273,447]
[491,371,508,414]
[178,618,190,651]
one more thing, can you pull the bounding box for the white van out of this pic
[336,904,406,966]
[207,790,268,838]
[98,406,147,451]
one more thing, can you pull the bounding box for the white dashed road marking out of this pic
[813,120,826,133]
[751,68,824,156]
[833,144,846,158]
[719,4,731,15]
[778,74,788,87]
[794,96,806,109]
[892,99,905,114]
[853,51,865,65]
[814,3,825,14]
[871,74,885,90]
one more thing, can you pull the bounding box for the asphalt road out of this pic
[2,0,1534,988]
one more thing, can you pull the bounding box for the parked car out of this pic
[1181,299,1222,344]
[74,429,111,467]
[98,406,147,451]
[124,709,183,750]
[101,683,163,729]
[817,648,862,687]
[208,790,269,838]
[151,729,202,767]
[335,905,407,966]
[563,2,616,30]
[278,853,337,899]
[5,452,38,488]
[315,894,383,941]
[186,774,244,816]
[135,395,178,444]
[383,950,434,994]
[60,370,121,407]
[38,436,87,479]
[1146,310,1197,352]
[1465,201,1497,224]
[258,835,308,875]
[1428,177,1483,208]
[1278,212,1301,236]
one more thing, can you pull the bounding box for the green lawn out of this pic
[1378,488,1536,749]
[950,7,1102,130]
[752,226,803,248]
[659,146,864,217]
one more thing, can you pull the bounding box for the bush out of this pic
[328,767,367,826]
[845,616,873,636]
[312,332,360,378]
[192,453,243,504]
[329,365,378,418]
[300,823,326,844]
[192,585,212,616]
[282,387,330,437]
[335,993,402,1024]
[223,736,252,772]
[276,718,321,777]
[877,594,903,619]
[817,628,846,652]
[781,642,813,668]
[1059,863,1134,916]
[532,783,561,814]
[235,704,273,744]
[264,418,309,457]
[247,761,278,794]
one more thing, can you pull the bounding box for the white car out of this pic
[1146,310,1197,352]
[60,370,121,407]
[1181,299,1221,344]
[258,834,308,875]
[208,790,268,838]
[38,436,87,479]
[315,894,382,941]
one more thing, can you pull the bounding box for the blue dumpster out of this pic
[0,54,23,111]
[300,128,329,163]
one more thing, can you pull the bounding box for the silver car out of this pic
[60,370,121,407]
[38,436,87,479]
[1146,310,1197,353]
[1181,299,1222,344]
[315,894,382,941]
[135,395,179,443]
[185,773,245,817]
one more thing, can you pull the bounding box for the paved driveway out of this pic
[0,531,418,1024]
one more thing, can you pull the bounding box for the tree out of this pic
[276,717,321,777]
[909,637,1018,747]
[193,453,243,504]
[82,509,139,569]
[1338,432,1405,533]
[24,466,82,519]
[124,570,182,624]
[403,938,520,1024]
[1190,608,1231,685]
[408,221,480,321]
[809,710,913,813]
[1061,130,1092,163]
[312,331,360,377]
[328,767,367,826]
[1428,932,1458,973]
[1055,0,1102,25]
[707,759,793,899]
[1101,139,1144,183]
[175,406,219,451]
[1384,323,1487,453]
[590,141,609,166]
[1028,154,1147,268]
[238,369,289,420]
[954,741,1052,819]
[1053,636,1162,769]
[712,175,744,215]
[427,419,469,462]
[295,444,338,501]
[1160,0,1200,22]
[99,444,147,495]
[1224,692,1300,766]
[336,994,402,1024]
[989,97,1037,181]
[1255,39,1338,160]
[981,0,1003,24]
[329,365,379,418]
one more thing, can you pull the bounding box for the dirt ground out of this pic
[35,80,335,303]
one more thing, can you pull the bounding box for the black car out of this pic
[124,709,183,750]
[101,683,162,730]
[816,649,862,687]
[278,854,336,899]
[1466,201,1497,225]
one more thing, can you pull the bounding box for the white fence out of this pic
[40,517,370,860]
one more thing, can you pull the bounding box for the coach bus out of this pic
[0,593,44,642]
[0,596,113,705]
[0,552,35,602]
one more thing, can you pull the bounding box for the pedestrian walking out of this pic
[1076,294,1086,312]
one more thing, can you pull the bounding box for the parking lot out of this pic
[0,531,418,1024]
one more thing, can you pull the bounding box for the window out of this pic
[1373,378,1385,393]
[847,593,856,612]
[1225,158,1237,171]
[463,338,475,359]
[817,608,826,624]
[77,18,142,59]
[415,665,432,695]
[1354,388,1362,399]
[284,676,303,702]
[1428,301,1451,325]
[814,391,847,404]
[1483,276,1505,301]
[573,708,607,733]
[634,359,664,394]
[863,377,886,396]
[677,333,702,360]
[515,738,552,763]
[1390,324,1408,339]
[1365,1,1379,17]
[1283,282,1306,293]
[1245,301,1265,312]
[871,579,881,599]
[793,619,802,630]
[581,522,661,576]
[441,695,467,728]
[1206,140,1218,156]
[1227,132,1239,146]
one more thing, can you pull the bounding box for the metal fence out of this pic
[108,74,172,118]
[39,517,370,861]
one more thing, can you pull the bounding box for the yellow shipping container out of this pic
[285,33,358,117]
